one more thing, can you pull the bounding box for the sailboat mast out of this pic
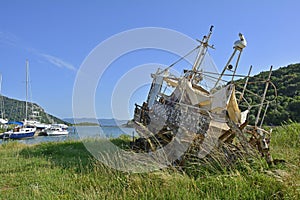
[25,59,29,121]
[192,25,214,72]
[0,74,3,119]
[0,74,2,94]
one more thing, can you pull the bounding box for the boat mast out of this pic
[25,59,29,121]
[0,74,3,119]
[213,33,247,89]
[192,25,214,73]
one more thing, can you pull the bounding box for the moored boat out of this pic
[2,60,37,140]
[3,125,36,139]
[46,124,69,136]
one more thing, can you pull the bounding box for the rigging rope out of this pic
[158,45,200,75]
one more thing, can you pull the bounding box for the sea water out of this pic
[0,126,136,145]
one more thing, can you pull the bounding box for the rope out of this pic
[158,45,200,75]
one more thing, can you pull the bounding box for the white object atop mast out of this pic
[234,33,247,50]
[213,33,247,89]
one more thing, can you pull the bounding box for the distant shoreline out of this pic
[72,122,131,128]
[72,122,99,126]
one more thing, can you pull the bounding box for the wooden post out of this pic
[238,65,252,103]
[255,66,273,127]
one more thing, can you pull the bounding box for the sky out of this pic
[0,0,299,120]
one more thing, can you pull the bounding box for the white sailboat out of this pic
[46,124,69,136]
[3,60,36,139]
[26,111,51,134]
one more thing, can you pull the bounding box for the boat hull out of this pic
[46,124,69,136]
[46,130,68,136]
[3,130,35,139]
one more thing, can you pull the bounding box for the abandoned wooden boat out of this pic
[131,26,276,166]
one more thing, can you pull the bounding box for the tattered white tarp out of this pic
[167,78,241,124]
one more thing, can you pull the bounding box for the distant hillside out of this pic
[63,118,129,127]
[0,95,67,124]
[236,63,300,125]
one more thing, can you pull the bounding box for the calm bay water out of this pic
[0,126,136,145]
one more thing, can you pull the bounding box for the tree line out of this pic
[0,95,66,124]
[235,63,300,126]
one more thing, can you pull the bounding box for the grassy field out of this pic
[0,123,299,199]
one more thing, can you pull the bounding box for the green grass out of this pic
[0,124,299,199]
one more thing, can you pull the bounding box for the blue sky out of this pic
[0,1,299,119]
